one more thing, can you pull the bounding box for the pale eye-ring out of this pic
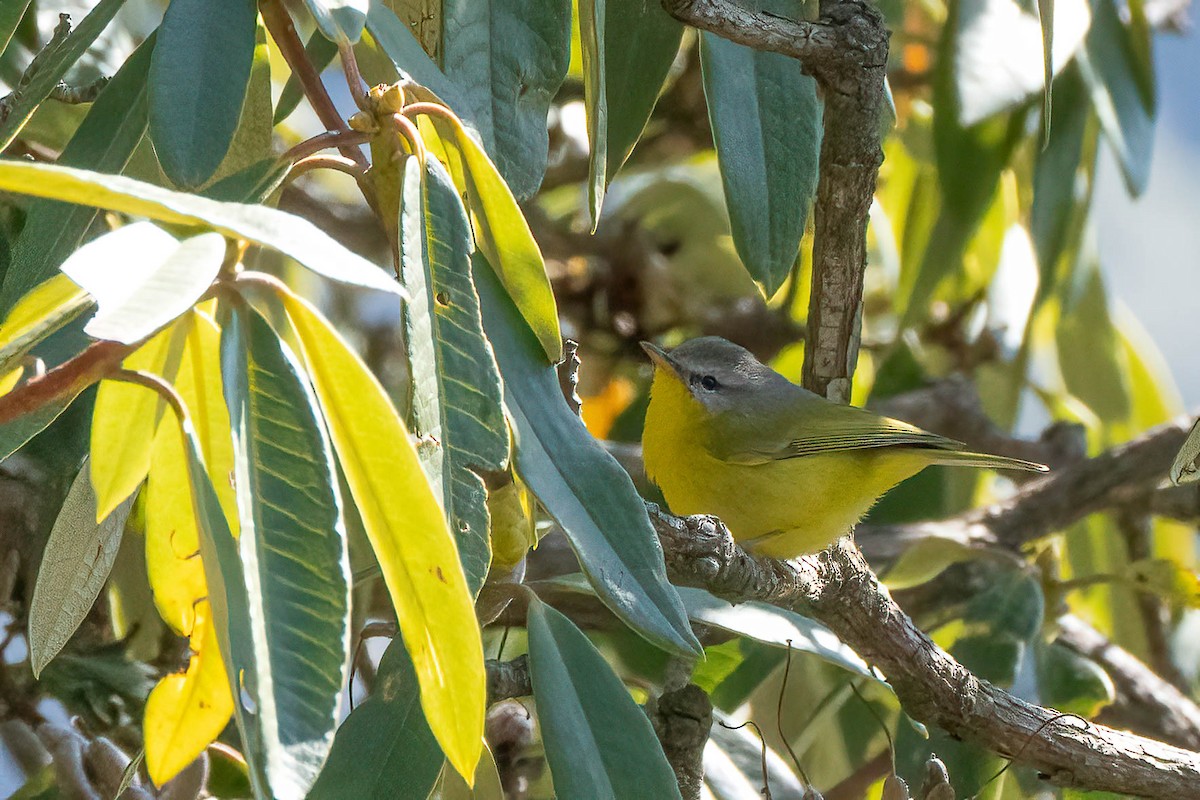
[700,375,719,391]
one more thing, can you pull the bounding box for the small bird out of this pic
[641,337,1047,558]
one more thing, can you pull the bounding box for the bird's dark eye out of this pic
[699,375,719,391]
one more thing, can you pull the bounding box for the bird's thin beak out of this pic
[640,341,678,375]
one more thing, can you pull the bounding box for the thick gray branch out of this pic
[651,507,1200,797]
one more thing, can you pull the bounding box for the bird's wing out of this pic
[718,399,964,464]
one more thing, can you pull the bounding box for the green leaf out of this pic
[1078,0,1155,196]
[60,224,226,345]
[699,7,821,295]
[1038,0,1055,138]
[441,0,571,200]
[1171,419,1200,485]
[578,0,607,227]
[0,391,84,463]
[476,257,700,657]
[1036,640,1114,718]
[604,0,683,182]
[0,0,32,57]
[676,587,874,680]
[527,596,683,800]
[28,458,136,676]
[0,31,154,316]
[173,417,269,796]
[149,0,258,189]
[0,160,401,296]
[1031,65,1090,300]
[275,285,486,782]
[399,155,507,592]
[427,113,563,363]
[275,31,338,124]
[309,637,444,800]
[220,302,350,798]
[305,0,369,44]
[1056,263,1131,424]
[207,20,274,187]
[0,0,128,152]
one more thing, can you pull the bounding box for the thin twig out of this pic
[282,129,371,164]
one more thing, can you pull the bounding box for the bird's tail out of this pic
[929,449,1049,473]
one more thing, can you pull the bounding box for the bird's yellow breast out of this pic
[643,370,928,558]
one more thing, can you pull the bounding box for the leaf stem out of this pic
[282,129,370,164]
[0,340,132,425]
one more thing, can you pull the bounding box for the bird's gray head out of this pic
[641,336,790,414]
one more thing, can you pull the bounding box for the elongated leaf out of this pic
[274,284,485,782]
[149,0,257,188]
[221,302,351,798]
[173,417,268,797]
[441,0,571,199]
[699,6,821,295]
[144,606,233,785]
[1079,0,1155,196]
[528,597,683,800]
[146,309,237,635]
[306,0,368,44]
[579,0,607,226]
[0,273,91,376]
[61,225,226,345]
[0,0,31,55]
[90,324,187,521]
[0,0,128,152]
[604,0,683,181]
[424,113,562,363]
[309,637,444,800]
[275,32,338,124]
[1031,65,1089,298]
[28,458,135,676]
[143,311,237,785]
[677,588,874,680]
[207,20,274,186]
[0,33,154,315]
[476,257,699,656]
[0,160,400,296]
[400,155,507,592]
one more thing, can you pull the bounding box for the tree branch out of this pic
[665,0,889,401]
[650,506,1200,797]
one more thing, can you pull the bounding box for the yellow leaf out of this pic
[145,310,237,635]
[279,289,485,782]
[422,111,562,363]
[144,603,234,785]
[0,367,21,396]
[0,272,90,371]
[90,322,187,520]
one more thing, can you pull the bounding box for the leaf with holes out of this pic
[399,154,507,592]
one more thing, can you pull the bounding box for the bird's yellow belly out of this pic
[652,442,927,559]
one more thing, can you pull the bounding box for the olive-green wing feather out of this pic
[716,393,1045,472]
